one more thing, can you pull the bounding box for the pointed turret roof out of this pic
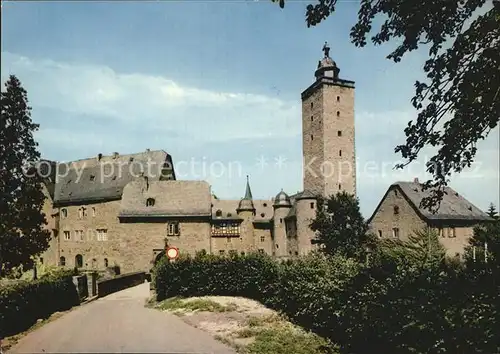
[237,175,255,212]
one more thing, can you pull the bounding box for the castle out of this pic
[38,42,357,273]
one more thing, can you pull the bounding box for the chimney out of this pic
[97,153,103,161]
[414,177,419,183]
[113,152,119,159]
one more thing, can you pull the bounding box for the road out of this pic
[8,282,236,354]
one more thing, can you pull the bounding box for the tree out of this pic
[310,191,373,259]
[464,215,500,269]
[272,0,500,212]
[487,203,498,219]
[0,75,51,276]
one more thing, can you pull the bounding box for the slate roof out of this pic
[211,198,274,222]
[369,181,493,223]
[52,150,173,205]
[119,180,211,217]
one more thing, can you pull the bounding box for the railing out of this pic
[97,271,146,298]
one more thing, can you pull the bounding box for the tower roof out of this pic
[315,41,339,80]
[274,189,291,207]
[237,175,255,212]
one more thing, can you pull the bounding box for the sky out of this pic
[1,1,499,218]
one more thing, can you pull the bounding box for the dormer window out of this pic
[216,209,222,217]
[146,198,155,207]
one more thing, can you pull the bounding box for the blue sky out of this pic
[2,1,499,217]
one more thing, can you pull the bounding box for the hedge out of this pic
[0,269,80,338]
[153,251,499,354]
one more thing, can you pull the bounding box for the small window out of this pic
[90,175,95,181]
[310,102,313,109]
[75,254,83,268]
[263,203,267,207]
[61,208,67,218]
[227,212,232,217]
[96,229,108,241]
[227,237,231,243]
[219,250,225,255]
[59,256,66,266]
[311,134,313,141]
[260,236,265,242]
[168,222,180,236]
[336,96,340,102]
[339,184,341,190]
[63,231,70,240]
[129,157,134,162]
[337,111,340,117]
[241,252,245,256]
[393,206,400,215]
[339,150,342,156]
[289,251,292,255]
[394,189,398,197]
[392,228,400,239]
[216,209,222,217]
[295,251,298,255]
[146,198,155,207]
[92,207,96,217]
[40,257,44,264]
[449,228,456,238]
[311,115,313,121]
[260,213,265,217]
[378,230,382,238]
[337,130,342,136]
[276,244,279,249]
[310,202,314,209]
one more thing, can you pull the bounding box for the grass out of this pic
[232,315,338,354]
[153,297,238,313]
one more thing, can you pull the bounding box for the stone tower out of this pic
[237,175,256,251]
[272,190,292,257]
[301,42,356,198]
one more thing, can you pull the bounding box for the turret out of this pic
[237,176,256,252]
[273,189,292,258]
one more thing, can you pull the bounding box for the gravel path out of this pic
[7,283,236,354]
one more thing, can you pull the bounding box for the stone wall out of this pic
[296,199,318,255]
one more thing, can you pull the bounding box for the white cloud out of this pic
[1,51,301,144]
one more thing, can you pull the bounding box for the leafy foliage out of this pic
[464,213,500,270]
[310,192,373,260]
[272,0,500,211]
[153,249,499,353]
[0,75,51,276]
[0,269,80,337]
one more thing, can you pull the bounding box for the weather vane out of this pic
[322,41,330,58]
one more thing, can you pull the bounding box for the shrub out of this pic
[0,270,80,338]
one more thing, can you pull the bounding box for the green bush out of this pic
[153,251,499,354]
[0,270,80,338]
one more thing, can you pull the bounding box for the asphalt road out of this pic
[8,282,236,354]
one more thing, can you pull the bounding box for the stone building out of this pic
[367,179,493,257]
[37,42,358,273]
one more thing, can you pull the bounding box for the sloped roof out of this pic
[211,198,274,222]
[119,180,211,217]
[368,181,493,223]
[53,150,173,205]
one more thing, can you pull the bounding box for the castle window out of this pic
[337,111,340,117]
[75,230,84,241]
[439,228,444,237]
[219,250,225,255]
[216,209,222,217]
[295,251,298,255]
[276,244,279,249]
[280,218,283,223]
[337,96,340,102]
[260,213,265,217]
[311,115,313,121]
[260,236,265,242]
[310,102,313,109]
[448,228,456,238]
[311,134,313,141]
[392,228,400,239]
[59,256,66,266]
[168,222,180,236]
[97,229,108,241]
[63,231,70,241]
[90,175,95,181]
[339,150,342,156]
[263,203,267,207]
[394,189,398,196]
[92,207,96,217]
[146,198,155,207]
[310,202,314,209]
[61,208,67,218]
[378,230,382,238]
[75,254,83,268]
[227,237,231,243]
[339,184,342,190]
[337,130,342,136]
[393,206,400,215]
[40,257,44,264]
